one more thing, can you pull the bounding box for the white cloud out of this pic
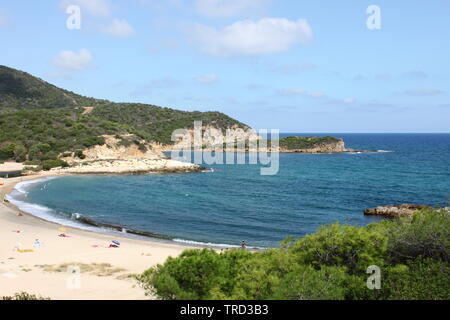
[270,62,316,74]
[343,98,356,104]
[278,88,325,98]
[375,73,391,80]
[279,88,305,96]
[195,0,270,19]
[0,9,10,27]
[131,77,180,96]
[403,89,445,96]
[194,74,219,84]
[60,0,112,18]
[100,19,134,37]
[307,91,325,98]
[403,70,428,79]
[51,49,92,77]
[191,18,312,57]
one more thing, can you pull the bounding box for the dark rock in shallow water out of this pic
[72,214,172,240]
[364,204,430,218]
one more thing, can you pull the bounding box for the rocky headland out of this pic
[51,135,203,175]
[363,204,450,218]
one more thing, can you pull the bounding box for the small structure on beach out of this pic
[0,162,24,178]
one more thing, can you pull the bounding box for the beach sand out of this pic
[0,174,192,300]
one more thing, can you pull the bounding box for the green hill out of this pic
[0,65,104,112]
[0,66,250,164]
[89,103,249,144]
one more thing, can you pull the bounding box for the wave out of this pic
[11,176,57,195]
[6,193,104,233]
[173,238,265,250]
[345,150,394,154]
[173,238,239,248]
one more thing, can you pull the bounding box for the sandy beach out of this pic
[0,173,192,300]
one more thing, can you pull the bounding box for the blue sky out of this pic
[1,0,449,132]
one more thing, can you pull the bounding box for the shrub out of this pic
[41,159,69,171]
[138,143,148,153]
[348,259,450,300]
[13,143,27,162]
[28,143,51,161]
[74,150,86,159]
[229,249,348,300]
[288,223,388,274]
[0,143,15,160]
[137,209,449,300]
[382,259,450,300]
[2,292,50,300]
[23,160,41,165]
[386,208,450,264]
[137,249,252,300]
[269,265,348,300]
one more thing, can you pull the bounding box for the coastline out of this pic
[0,173,196,300]
[2,173,241,249]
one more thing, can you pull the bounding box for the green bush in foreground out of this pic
[138,208,450,300]
[137,249,252,300]
[288,223,388,274]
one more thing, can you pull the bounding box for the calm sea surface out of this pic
[8,134,450,248]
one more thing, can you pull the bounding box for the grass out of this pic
[35,262,126,277]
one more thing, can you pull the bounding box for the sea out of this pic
[7,134,450,248]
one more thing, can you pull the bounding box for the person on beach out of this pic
[241,240,247,250]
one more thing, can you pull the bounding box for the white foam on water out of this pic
[173,238,265,250]
[6,177,102,232]
[10,176,58,196]
[172,239,267,250]
[173,238,238,248]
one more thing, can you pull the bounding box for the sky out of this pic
[0,0,449,133]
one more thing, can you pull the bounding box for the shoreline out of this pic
[2,173,246,250]
[0,172,200,300]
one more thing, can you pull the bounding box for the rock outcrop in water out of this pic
[278,136,346,153]
[364,204,431,218]
[273,136,376,153]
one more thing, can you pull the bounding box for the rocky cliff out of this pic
[56,135,202,174]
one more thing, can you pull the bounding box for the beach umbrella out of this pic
[112,240,121,246]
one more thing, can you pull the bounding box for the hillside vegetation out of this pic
[90,104,249,144]
[0,66,249,165]
[137,208,450,300]
[278,136,341,150]
[0,66,104,111]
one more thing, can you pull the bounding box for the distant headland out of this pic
[0,66,375,176]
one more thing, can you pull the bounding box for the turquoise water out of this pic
[9,134,450,248]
